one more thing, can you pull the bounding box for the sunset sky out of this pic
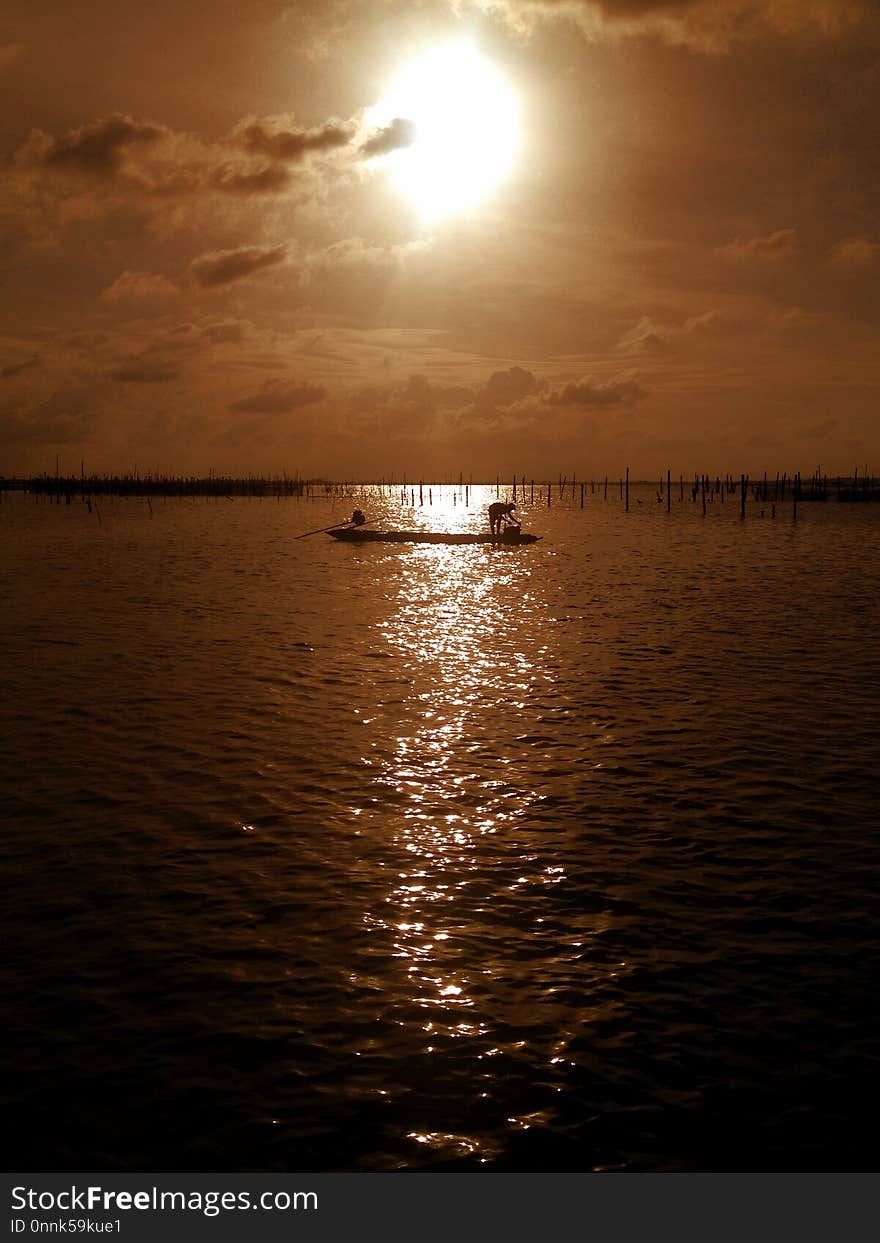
[1,0,878,479]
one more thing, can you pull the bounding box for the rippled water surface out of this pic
[3,485,879,1171]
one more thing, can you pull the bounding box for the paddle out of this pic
[294,515,375,540]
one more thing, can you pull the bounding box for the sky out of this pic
[1,0,878,479]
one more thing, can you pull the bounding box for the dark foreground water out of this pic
[2,485,879,1171]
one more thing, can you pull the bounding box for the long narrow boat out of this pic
[328,528,541,545]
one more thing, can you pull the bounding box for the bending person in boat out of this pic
[350,509,366,526]
[488,500,519,538]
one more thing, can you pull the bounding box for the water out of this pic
[2,485,879,1171]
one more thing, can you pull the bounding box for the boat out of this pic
[328,528,541,545]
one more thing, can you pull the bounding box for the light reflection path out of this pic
[347,509,620,1165]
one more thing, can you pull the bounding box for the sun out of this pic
[367,42,521,222]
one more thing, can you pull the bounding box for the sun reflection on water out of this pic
[341,488,623,1164]
[367,540,545,1020]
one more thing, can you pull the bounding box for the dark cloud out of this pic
[587,1,704,14]
[108,359,180,383]
[590,0,867,23]
[1,357,39,379]
[355,364,646,432]
[233,115,354,162]
[475,0,870,48]
[190,244,288,288]
[398,373,473,409]
[229,380,325,413]
[482,365,542,405]
[355,365,644,429]
[24,113,168,176]
[547,376,648,406]
[0,389,93,444]
[8,109,335,236]
[210,163,291,196]
[360,117,417,159]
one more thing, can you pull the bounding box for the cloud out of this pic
[1,357,39,379]
[617,309,747,353]
[190,244,288,288]
[618,317,671,353]
[465,1,870,51]
[356,365,647,435]
[108,359,180,383]
[209,162,291,196]
[232,114,354,162]
[21,113,168,177]
[683,309,730,336]
[830,236,880,267]
[203,320,248,343]
[311,236,431,270]
[720,228,797,261]
[399,373,473,409]
[546,375,648,406]
[360,117,417,158]
[4,108,346,249]
[482,365,543,405]
[229,380,326,413]
[0,389,94,444]
[763,304,832,343]
[100,270,180,304]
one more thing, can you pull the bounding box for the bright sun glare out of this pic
[368,42,520,222]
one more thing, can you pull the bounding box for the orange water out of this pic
[2,486,879,1170]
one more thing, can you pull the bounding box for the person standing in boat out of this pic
[488,500,519,538]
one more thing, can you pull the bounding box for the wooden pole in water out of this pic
[547,481,551,507]
[625,466,629,512]
[667,469,671,513]
[604,476,608,500]
[580,481,585,508]
[740,474,746,520]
